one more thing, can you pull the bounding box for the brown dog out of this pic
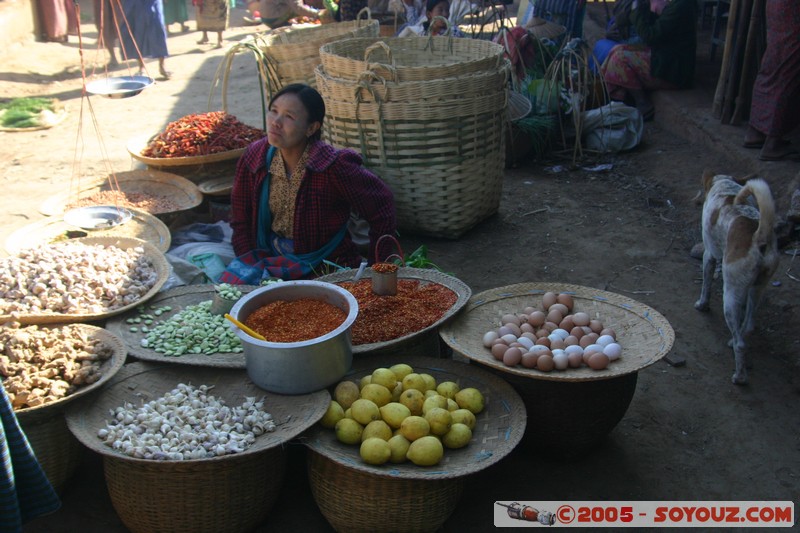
[694,172,779,385]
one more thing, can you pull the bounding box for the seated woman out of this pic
[397,0,466,37]
[590,0,641,73]
[221,84,397,283]
[258,0,321,29]
[601,0,698,121]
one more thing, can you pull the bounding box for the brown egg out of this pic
[564,335,580,346]
[535,328,550,339]
[503,347,523,367]
[570,326,585,339]
[589,319,604,334]
[556,293,574,311]
[491,338,507,346]
[588,352,610,370]
[528,311,546,327]
[567,351,584,368]
[523,306,537,315]
[559,315,575,331]
[501,314,521,326]
[506,323,522,337]
[536,354,555,372]
[579,333,599,348]
[583,347,600,364]
[600,328,617,340]
[498,325,514,337]
[518,314,529,324]
[520,323,535,334]
[543,321,559,333]
[508,342,525,349]
[549,338,566,350]
[521,332,537,341]
[572,312,590,327]
[546,309,564,324]
[542,292,558,309]
[535,336,551,348]
[548,303,569,317]
[491,343,508,361]
[521,351,540,368]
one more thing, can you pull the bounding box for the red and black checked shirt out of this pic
[230,138,397,268]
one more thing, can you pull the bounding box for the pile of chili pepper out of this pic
[141,111,265,158]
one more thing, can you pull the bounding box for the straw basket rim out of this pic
[105,284,261,369]
[12,324,127,422]
[439,282,675,382]
[0,236,171,325]
[314,267,472,354]
[127,134,249,168]
[259,16,379,48]
[38,170,203,217]
[65,361,330,464]
[302,354,526,479]
[4,207,171,256]
[524,16,567,40]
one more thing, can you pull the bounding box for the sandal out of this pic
[159,68,172,80]
[759,146,800,161]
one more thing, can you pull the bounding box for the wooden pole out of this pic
[730,0,764,124]
[712,0,740,118]
[721,0,752,124]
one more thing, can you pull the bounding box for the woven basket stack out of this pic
[315,36,511,238]
[257,11,379,89]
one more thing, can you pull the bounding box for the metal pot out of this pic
[229,281,358,395]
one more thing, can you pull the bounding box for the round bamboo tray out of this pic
[12,324,127,493]
[315,267,472,358]
[302,355,526,532]
[0,236,170,325]
[197,175,234,196]
[38,170,203,217]
[105,284,260,369]
[127,134,248,168]
[66,362,330,533]
[4,207,171,255]
[439,282,675,458]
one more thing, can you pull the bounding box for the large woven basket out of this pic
[316,61,510,238]
[439,282,675,458]
[12,324,127,493]
[315,267,471,358]
[318,36,506,82]
[66,362,330,533]
[256,10,379,88]
[302,355,526,532]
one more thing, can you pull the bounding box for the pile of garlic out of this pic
[98,383,276,460]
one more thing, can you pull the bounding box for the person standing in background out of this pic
[37,0,79,42]
[118,0,171,79]
[743,0,800,161]
[163,0,190,32]
[194,0,229,48]
[93,0,120,67]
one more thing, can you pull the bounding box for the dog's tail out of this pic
[735,178,776,248]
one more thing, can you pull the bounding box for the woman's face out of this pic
[428,1,450,33]
[266,93,319,150]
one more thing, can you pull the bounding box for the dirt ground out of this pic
[2,2,799,531]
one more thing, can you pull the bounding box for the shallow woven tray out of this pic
[0,236,171,325]
[4,207,171,255]
[302,354,526,480]
[197,175,234,196]
[127,134,248,168]
[315,267,472,355]
[105,284,259,368]
[65,362,329,533]
[439,282,675,382]
[13,324,127,491]
[38,169,203,217]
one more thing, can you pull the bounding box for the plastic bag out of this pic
[582,101,643,153]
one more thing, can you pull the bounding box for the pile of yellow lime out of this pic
[318,363,485,467]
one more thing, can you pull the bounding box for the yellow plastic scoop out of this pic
[224,313,266,341]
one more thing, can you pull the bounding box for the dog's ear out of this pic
[700,169,716,196]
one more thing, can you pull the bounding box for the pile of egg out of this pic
[481,292,623,372]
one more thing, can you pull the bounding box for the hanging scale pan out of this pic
[85,75,155,99]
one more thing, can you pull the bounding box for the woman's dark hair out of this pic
[269,83,326,141]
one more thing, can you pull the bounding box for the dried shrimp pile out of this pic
[69,190,182,214]
[0,325,115,409]
[0,241,160,316]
